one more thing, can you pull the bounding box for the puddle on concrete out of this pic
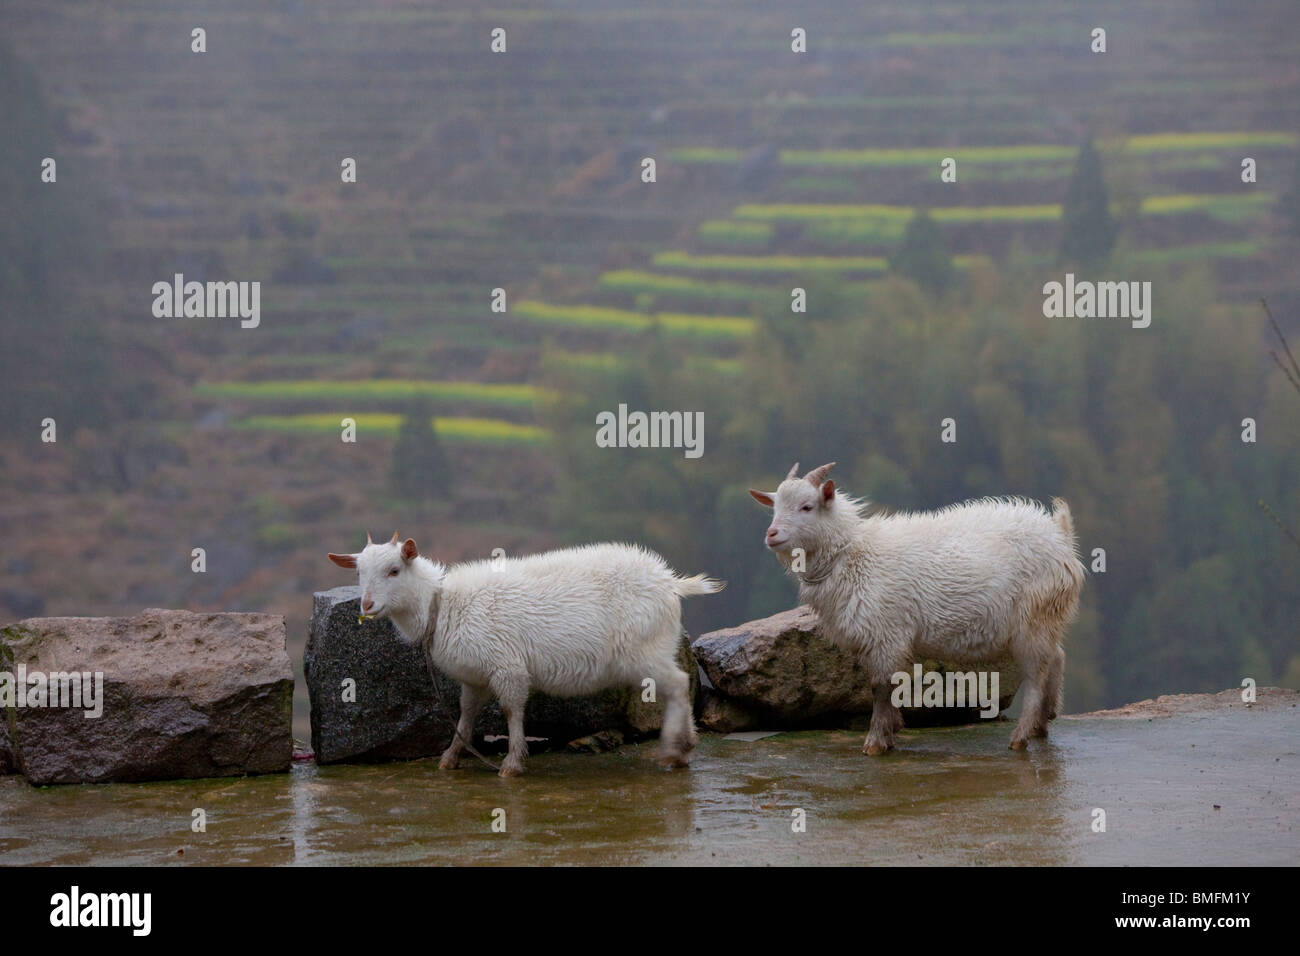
[1,707,1296,865]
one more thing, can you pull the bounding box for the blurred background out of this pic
[2,0,1298,741]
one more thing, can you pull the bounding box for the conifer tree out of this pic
[389,398,448,502]
[889,209,955,295]
[1059,138,1117,269]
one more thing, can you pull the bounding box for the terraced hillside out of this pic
[3,0,1298,728]
[5,1,1297,387]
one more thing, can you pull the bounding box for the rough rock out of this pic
[696,686,762,734]
[0,714,12,775]
[691,605,1021,731]
[304,586,697,764]
[1068,686,1299,719]
[0,609,293,784]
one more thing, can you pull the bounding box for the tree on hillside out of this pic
[389,399,449,502]
[1059,138,1117,269]
[889,209,955,295]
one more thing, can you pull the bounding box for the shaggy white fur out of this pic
[329,535,723,777]
[751,463,1085,753]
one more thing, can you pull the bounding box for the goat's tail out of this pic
[1051,497,1088,606]
[1050,497,1076,542]
[673,573,726,597]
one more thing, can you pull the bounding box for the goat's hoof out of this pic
[498,762,525,778]
[1009,738,1028,750]
[659,752,691,769]
[437,755,460,770]
[864,742,890,756]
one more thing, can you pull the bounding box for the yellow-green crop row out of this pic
[698,220,775,243]
[232,414,550,444]
[1122,131,1296,153]
[733,204,914,223]
[195,379,554,406]
[780,145,1075,168]
[652,250,888,273]
[935,205,1062,223]
[734,193,1271,226]
[1129,239,1262,264]
[670,132,1296,170]
[734,203,1060,223]
[514,300,754,339]
[805,219,910,243]
[596,270,772,304]
[1140,192,1273,219]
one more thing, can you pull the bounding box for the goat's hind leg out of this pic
[439,682,490,770]
[1010,627,1056,750]
[1043,644,1065,722]
[491,671,531,778]
[649,661,693,769]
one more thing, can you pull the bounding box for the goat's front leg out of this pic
[491,671,531,777]
[864,680,904,755]
[439,683,491,770]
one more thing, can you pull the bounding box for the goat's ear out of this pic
[821,479,835,504]
[400,538,419,562]
[749,489,775,508]
[328,552,357,569]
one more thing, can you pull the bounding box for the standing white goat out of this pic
[750,463,1085,753]
[328,534,723,777]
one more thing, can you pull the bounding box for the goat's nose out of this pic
[766,527,779,540]
[362,596,374,612]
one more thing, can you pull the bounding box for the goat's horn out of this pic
[390,531,400,544]
[366,531,373,545]
[786,462,800,481]
[805,462,837,487]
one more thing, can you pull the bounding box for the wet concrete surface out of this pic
[1,702,1295,865]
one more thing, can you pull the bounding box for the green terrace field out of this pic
[649,251,988,274]
[195,379,554,409]
[194,379,557,447]
[692,194,1280,255]
[594,271,776,305]
[669,132,1297,169]
[231,414,550,445]
[697,220,776,245]
[651,252,889,274]
[512,301,755,339]
[732,193,1272,226]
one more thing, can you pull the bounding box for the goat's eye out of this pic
[388,568,400,577]
[800,504,813,512]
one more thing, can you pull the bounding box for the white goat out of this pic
[750,463,1085,753]
[328,533,723,776]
